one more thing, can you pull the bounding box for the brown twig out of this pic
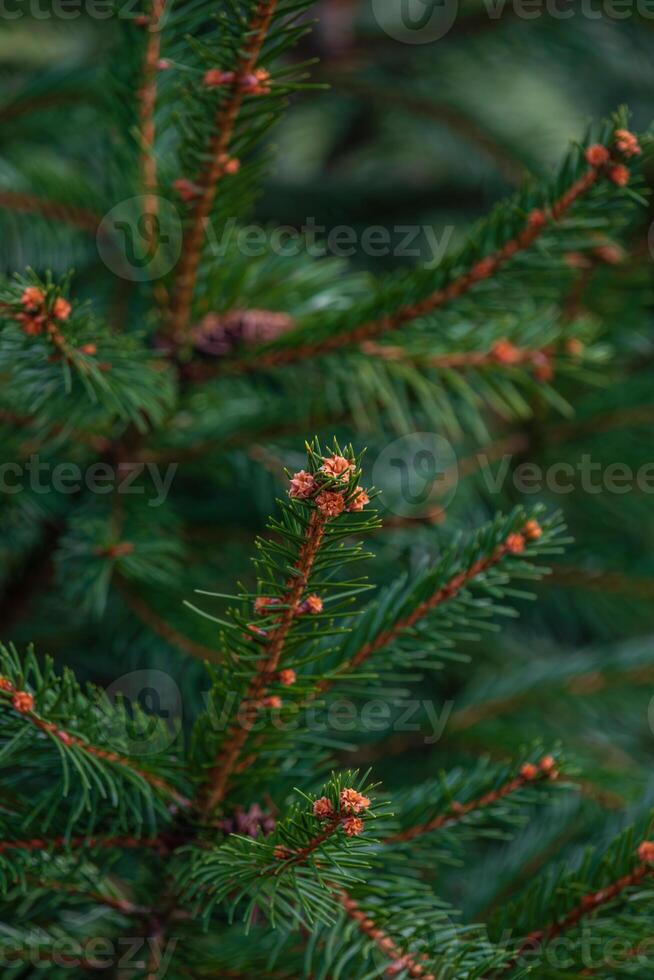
[315,524,534,699]
[0,834,167,855]
[33,877,153,917]
[234,164,604,369]
[498,860,654,976]
[1,687,189,808]
[338,890,436,979]
[200,507,326,814]
[167,0,279,338]
[384,763,555,845]
[0,190,100,234]
[138,0,166,239]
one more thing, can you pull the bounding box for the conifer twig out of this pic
[338,890,436,979]
[138,0,166,237]
[318,522,537,695]
[0,685,189,807]
[242,157,611,369]
[384,758,557,844]
[359,339,556,380]
[200,506,326,814]
[33,878,153,917]
[271,811,342,873]
[0,834,167,855]
[0,190,100,233]
[497,846,654,975]
[167,0,278,338]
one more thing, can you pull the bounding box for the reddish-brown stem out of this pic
[338,891,436,979]
[0,190,100,233]
[385,767,554,845]
[244,166,602,369]
[34,714,189,805]
[499,862,654,975]
[1,690,189,808]
[271,813,342,873]
[34,877,153,917]
[315,526,531,701]
[138,0,166,235]
[200,507,326,814]
[359,341,555,374]
[0,834,167,855]
[167,0,278,338]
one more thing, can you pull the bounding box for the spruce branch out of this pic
[237,154,605,368]
[384,756,559,846]
[495,839,654,976]
[30,877,153,917]
[0,644,190,829]
[182,773,379,928]
[0,679,189,808]
[317,511,559,695]
[360,337,558,383]
[501,858,654,975]
[223,124,645,373]
[0,190,100,234]
[0,834,167,855]
[191,439,378,810]
[137,0,167,230]
[168,0,280,338]
[200,504,328,814]
[338,889,437,980]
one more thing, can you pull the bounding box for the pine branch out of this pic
[0,834,166,855]
[137,0,167,235]
[384,757,559,846]
[0,190,100,234]
[200,504,328,814]
[338,890,436,980]
[1,678,189,808]
[167,0,280,338]
[234,146,616,369]
[497,843,654,976]
[318,514,552,694]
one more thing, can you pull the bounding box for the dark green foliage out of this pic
[0,4,653,978]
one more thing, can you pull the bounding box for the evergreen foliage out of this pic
[0,3,653,977]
